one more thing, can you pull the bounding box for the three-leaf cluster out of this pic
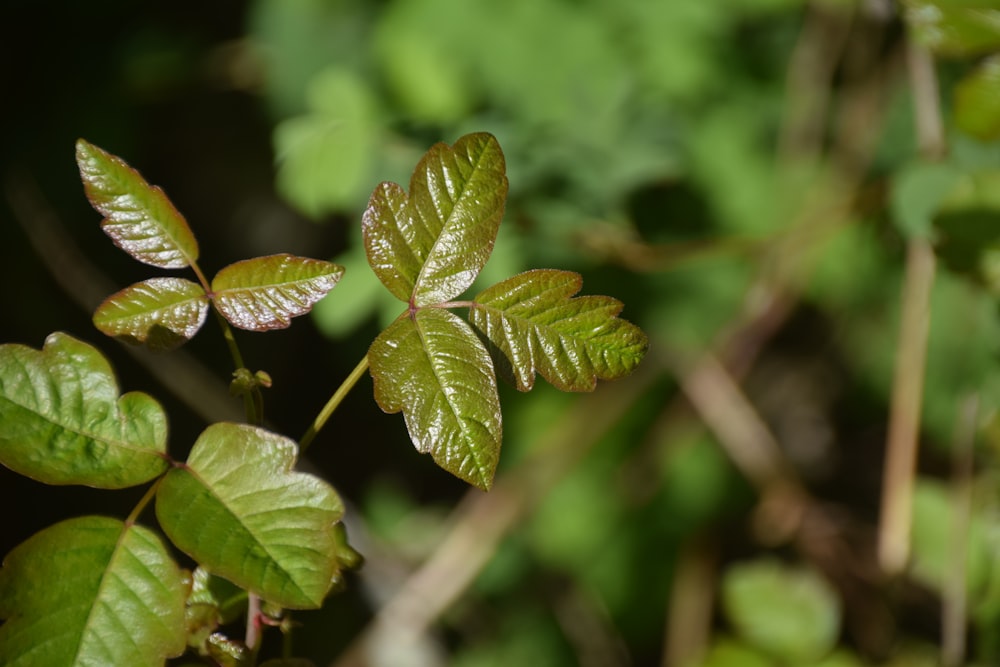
[363,133,648,490]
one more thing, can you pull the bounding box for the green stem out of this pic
[125,476,164,526]
[300,355,370,453]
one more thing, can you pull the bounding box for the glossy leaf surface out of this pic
[369,308,501,490]
[211,254,344,331]
[0,333,168,487]
[470,269,648,391]
[363,132,508,306]
[93,277,209,351]
[0,516,187,666]
[156,423,344,608]
[76,139,199,269]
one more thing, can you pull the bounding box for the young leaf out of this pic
[0,332,169,487]
[363,132,508,306]
[93,277,210,351]
[76,139,199,269]
[469,269,648,392]
[211,254,344,331]
[369,308,501,490]
[156,422,344,609]
[0,516,187,667]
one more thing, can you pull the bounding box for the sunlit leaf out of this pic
[363,132,508,306]
[93,277,209,351]
[955,55,1000,141]
[211,254,344,331]
[0,332,168,487]
[0,516,187,667]
[76,139,199,269]
[156,422,344,609]
[369,308,501,490]
[469,269,648,392]
[903,0,1000,57]
[722,559,840,663]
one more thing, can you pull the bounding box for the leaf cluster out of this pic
[0,133,646,665]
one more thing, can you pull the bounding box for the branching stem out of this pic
[300,355,371,453]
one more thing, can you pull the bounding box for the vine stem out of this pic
[300,355,370,453]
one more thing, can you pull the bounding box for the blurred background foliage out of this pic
[5,0,1000,665]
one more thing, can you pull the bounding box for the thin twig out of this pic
[942,394,978,667]
[877,36,943,576]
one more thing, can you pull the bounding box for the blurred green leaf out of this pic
[0,516,186,666]
[373,0,475,123]
[156,423,344,609]
[363,132,508,306]
[211,254,343,331]
[891,161,963,240]
[910,478,992,596]
[469,269,648,392]
[274,67,380,216]
[932,169,1000,291]
[903,0,1000,57]
[722,559,841,663]
[0,332,168,488]
[93,277,209,351]
[955,56,1000,141]
[699,638,776,667]
[368,308,501,490]
[76,139,199,269]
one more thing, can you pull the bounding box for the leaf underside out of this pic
[156,423,344,609]
[0,333,169,487]
[211,254,345,331]
[469,269,649,392]
[363,132,508,306]
[0,516,187,667]
[369,308,501,490]
[93,277,209,351]
[75,139,199,269]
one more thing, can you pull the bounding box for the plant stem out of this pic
[300,355,370,453]
[125,476,164,526]
[877,35,943,576]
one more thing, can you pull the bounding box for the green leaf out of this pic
[955,55,1000,141]
[0,516,187,666]
[76,139,199,269]
[903,0,1000,57]
[721,558,841,663]
[274,67,380,217]
[184,567,246,653]
[93,277,209,351]
[0,332,169,487]
[211,254,344,331]
[469,269,648,392]
[369,308,502,490]
[156,422,344,609]
[363,132,508,306]
[891,161,963,240]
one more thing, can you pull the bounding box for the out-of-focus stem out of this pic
[877,37,943,576]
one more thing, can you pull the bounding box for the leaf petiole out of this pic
[299,355,370,453]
